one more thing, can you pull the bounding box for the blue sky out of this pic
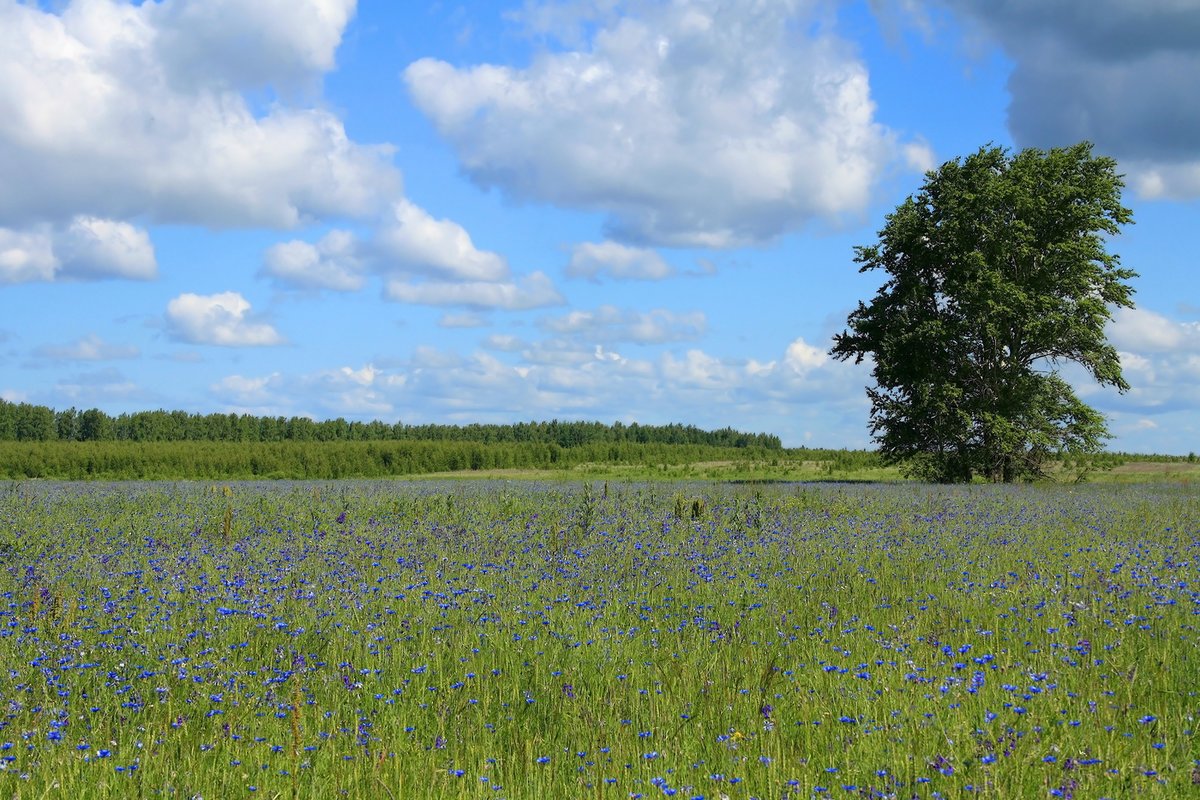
[1,0,1198,454]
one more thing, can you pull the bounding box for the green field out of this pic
[0,480,1197,798]
[1,439,1196,483]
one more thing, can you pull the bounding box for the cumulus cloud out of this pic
[0,227,56,283]
[0,0,396,229]
[262,229,363,291]
[784,337,829,373]
[375,200,509,281]
[922,1,1200,198]
[0,218,156,283]
[567,241,674,281]
[541,306,706,344]
[384,271,565,310]
[150,0,355,91]
[33,333,139,362]
[1086,307,1200,424]
[1110,307,1200,354]
[166,291,285,346]
[405,0,914,246]
[211,373,283,406]
[662,349,738,390]
[261,196,532,299]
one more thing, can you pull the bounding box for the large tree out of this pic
[831,143,1136,482]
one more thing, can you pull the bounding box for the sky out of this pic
[1,0,1198,454]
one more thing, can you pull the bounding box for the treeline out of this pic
[0,440,793,480]
[0,399,781,449]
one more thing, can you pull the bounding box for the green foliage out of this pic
[832,142,1136,483]
[0,440,793,480]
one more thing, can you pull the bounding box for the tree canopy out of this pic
[831,142,1137,482]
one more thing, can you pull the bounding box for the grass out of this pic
[0,480,1196,798]
[412,460,907,483]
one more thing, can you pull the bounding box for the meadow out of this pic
[0,480,1196,799]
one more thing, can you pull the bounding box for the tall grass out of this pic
[0,481,1196,798]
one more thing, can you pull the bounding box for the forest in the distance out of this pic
[0,398,780,448]
[0,398,1190,481]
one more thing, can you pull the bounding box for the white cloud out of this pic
[541,305,706,344]
[57,217,157,280]
[166,291,285,346]
[0,227,57,283]
[34,333,139,362]
[662,349,738,390]
[384,271,564,310]
[0,0,396,229]
[262,197,519,294]
[332,364,377,387]
[784,337,829,373]
[210,364,394,417]
[376,200,509,282]
[902,139,936,174]
[308,363,392,415]
[150,0,355,91]
[1110,307,1200,354]
[1076,307,1200,425]
[262,229,363,291]
[406,0,911,246]
[211,373,283,406]
[567,241,674,280]
[1130,162,1200,200]
[0,217,156,283]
